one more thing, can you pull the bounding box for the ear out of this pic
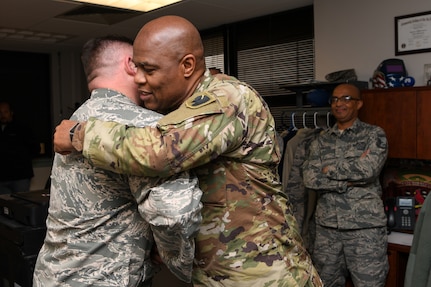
[356,99,364,110]
[181,54,196,78]
[125,57,137,76]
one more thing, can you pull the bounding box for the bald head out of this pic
[132,16,206,114]
[135,15,204,68]
[332,83,361,100]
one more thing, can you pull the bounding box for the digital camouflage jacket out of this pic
[303,119,388,229]
[33,89,202,286]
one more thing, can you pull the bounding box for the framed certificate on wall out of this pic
[395,11,431,55]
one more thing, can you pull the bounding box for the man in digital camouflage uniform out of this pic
[303,83,389,287]
[34,35,202,287]
[53,16,322,287]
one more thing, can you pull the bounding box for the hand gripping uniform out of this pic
[33,89,202,287]
[78,72,322,287]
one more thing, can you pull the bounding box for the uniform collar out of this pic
[329,118,362,135]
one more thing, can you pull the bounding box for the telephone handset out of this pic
[395,196,415,230]
[385,196,415,233]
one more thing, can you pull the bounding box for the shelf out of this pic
[279,81,368,107]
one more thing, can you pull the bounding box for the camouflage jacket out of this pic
[283,128,321,254]
[303,119,388,229]
[80,72,322,286]
[33,89,202,287]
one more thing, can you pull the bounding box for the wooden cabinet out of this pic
[417,90,431,159]
[385,243,410,287]
[359,87,431,159]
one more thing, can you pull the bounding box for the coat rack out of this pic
[281,107,334,130]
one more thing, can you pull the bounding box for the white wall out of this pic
[314,0,431,86]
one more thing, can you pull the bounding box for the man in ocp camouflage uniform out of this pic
[33,35,202,287]
[53,16,322,287]
[303,83,389,287]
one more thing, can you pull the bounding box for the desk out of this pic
[386,232,413,287]
[0,213,46,286]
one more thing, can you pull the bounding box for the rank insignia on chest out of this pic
[186,92,217,109]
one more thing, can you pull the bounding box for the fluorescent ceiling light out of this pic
[0,27,73,43]
[69,0,182,12]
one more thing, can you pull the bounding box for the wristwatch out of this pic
[69,122,80,142]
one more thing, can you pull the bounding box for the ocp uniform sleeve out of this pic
[83,90,246,178]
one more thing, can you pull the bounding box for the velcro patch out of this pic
[158,91,222,126]
[185,92,216,109]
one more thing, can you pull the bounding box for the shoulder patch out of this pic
[158,91,222,127]
[185,92,216,109]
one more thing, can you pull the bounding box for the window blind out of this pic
[237,38,314,97]
[203,32,224,73]
[201,5,314,98]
